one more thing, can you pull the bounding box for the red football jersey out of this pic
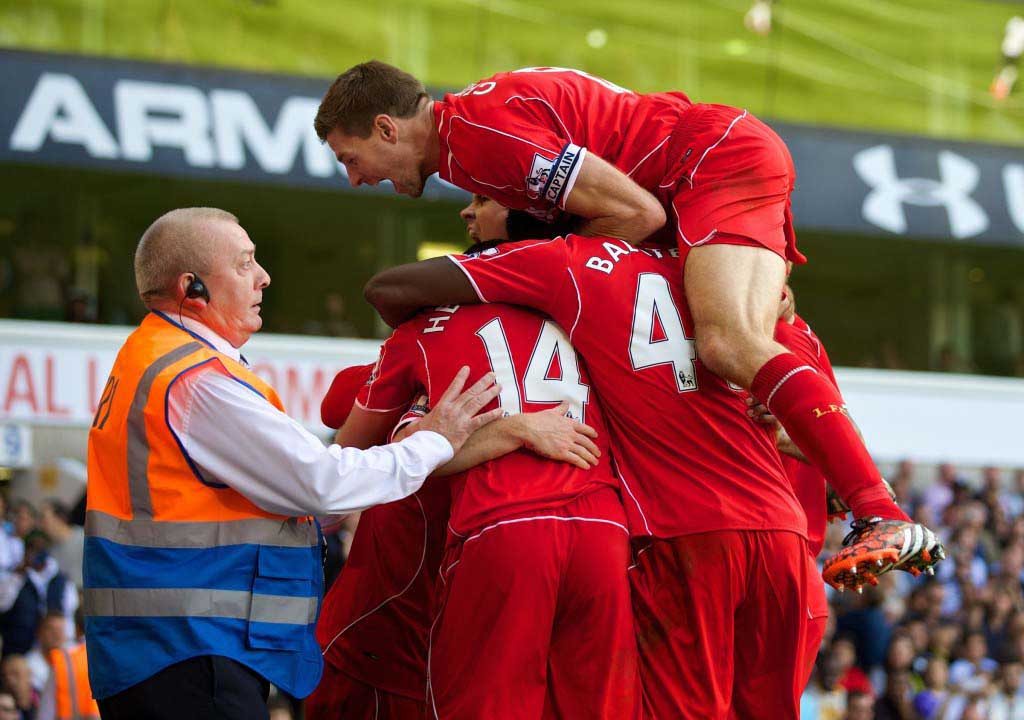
[775,314,840,557]
[449,236,807,540]
[357,303,620,537]
[317,479,449,700]
[434,67,691,219]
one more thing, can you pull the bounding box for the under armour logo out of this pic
[853,145,989,239]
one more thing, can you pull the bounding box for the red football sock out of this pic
[751,353,910,522]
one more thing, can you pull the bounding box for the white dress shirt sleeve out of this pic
[168,365,453,517]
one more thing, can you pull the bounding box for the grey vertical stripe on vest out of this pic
[85,509,318,549]
[126,342,204,518]
[84,587,318,625]
[59,647,82,720]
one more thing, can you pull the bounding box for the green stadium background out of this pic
[2,0,1023,377]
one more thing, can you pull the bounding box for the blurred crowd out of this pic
[0,495,88,720]
[804,463,1024,720]
[0,460,1022,720]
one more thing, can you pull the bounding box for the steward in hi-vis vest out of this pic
[49,641,101,720]
[85,313,324,699]
[84,207,499,719]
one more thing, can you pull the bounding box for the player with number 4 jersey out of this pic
[357,301,640,720]
[363,228,816,719]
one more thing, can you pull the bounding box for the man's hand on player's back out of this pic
[509,402,601,470]
[416,367,503,453]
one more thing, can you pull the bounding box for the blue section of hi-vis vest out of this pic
[84,537,324,699]
[85,613,323,700]
[84,537,316,593]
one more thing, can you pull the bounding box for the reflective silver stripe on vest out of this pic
[84,587,318,625]
[59,647,81,720]
[126,341,205,519]
[85,509,317,549]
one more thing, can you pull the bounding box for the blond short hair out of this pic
[134,207,238,307]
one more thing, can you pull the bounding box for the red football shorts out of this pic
[427,488,640,720]
[665,103,805,265]
[802,555,830,689]
[630,529,813,720]
[305,662,425,720]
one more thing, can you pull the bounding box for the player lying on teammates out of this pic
[359,196,944,720]
[311,206,641,720]
[314,62,908,557]
[308,359,603,720]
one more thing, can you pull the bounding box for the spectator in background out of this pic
[950,631,999,687]
[873,669,915,720]
[889,460,916,511]
[37,610,99,720]
[1005,471,1024,521]
[992,16,1024,100]
[0,692,17,720]
[837,587,893,674]
[914,657,957,720]
[1,655,37,720]
[36,503,81,589]
[870,633,920,694]
[0,533,76,659]
[990,659,1024,719]
[845,691,875,720]
[10,506,34,544]
[934,344,972,374]
[919,465,961,526]
[804,653,849,720]
[832,637,874,695]
[25,614,63,698]
[0,498,22,576]
[302,292,359,338]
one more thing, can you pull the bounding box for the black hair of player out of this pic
[464,211,578,255]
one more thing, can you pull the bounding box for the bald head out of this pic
[134,207,239,307]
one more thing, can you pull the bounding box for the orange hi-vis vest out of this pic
[49,642,100,720]
[84,312,323,700]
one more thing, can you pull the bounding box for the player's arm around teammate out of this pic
[339,392,601,473]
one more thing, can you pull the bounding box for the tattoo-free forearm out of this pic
[432,414,529,476]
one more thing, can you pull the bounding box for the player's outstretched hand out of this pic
[514,402,601,470]
[822,517,945,594]
[416,367,504,454]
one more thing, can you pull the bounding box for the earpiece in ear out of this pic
[185,273,211,303]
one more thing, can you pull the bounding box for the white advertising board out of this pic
[0,319,380,433]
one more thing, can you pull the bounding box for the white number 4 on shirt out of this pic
[629,273,698,393]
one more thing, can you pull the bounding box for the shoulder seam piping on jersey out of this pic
[415,339,432,399]
[566,267,583,342]
[449,114,559,155]
[446,255,487,303]
[504,95,573,144]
